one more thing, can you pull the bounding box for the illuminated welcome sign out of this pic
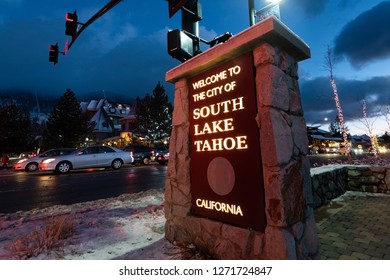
[189,52,266,231]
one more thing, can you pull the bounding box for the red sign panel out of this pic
[189,52,266,231]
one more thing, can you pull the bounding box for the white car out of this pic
[14,148,75,172]
[39,145,134,174]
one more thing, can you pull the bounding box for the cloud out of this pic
[334,1,390,68]
[58,28,178,101]
[301,75,390,124]
[291,0,328,17]
[88,23,138,53]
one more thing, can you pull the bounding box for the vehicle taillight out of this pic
[130,151,133,157]
[151,150,155,156]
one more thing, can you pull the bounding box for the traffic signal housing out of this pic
[167,0,202,62]
[168,29,194,62]
[65,11,78,37]
[48,43,59,65]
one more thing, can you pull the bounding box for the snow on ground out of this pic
[0,189,194,260]
[2,154,390,260]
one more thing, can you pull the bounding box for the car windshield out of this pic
[40,149,74,157]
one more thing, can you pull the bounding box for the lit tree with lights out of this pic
[362,99,378,155]
[383,97,390,133]
[386,107,390,133]
[324,46,349,152]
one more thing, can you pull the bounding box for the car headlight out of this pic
[42,158,56,164]
[17,158,28,163]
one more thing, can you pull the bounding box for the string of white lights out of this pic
[362,99,377,155]
[330,78,349,151]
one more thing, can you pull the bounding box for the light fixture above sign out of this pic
[248,0,283,26]
[256,0,282,22]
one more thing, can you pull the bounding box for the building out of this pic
[307,126,344,153]
[80,99,136,147]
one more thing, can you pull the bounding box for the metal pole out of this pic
[248,0,255,26]
[68,0,123,50]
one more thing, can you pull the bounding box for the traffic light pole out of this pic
[67,0,123,51]
[182,0,201,55]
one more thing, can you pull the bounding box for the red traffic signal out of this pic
[48,43,59,65]
[168,0,189,18]
[65,11,78,37]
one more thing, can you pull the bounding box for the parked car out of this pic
[14,148,75,172]
[39,145,134,174]
[122,146,155,165]
[18,151,37,158]
[368,147,378,154]
[338,145,349,155]
[156,149,169,165]
[325,146,338,154]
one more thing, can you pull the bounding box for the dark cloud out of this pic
[66,33,177,100]
[291,0,328,16]
[334,1,390,67]
[287,0,363,17]
[0,14,177,102]
[301,75,390,124]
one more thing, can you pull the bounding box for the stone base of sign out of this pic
[165,17,320,259]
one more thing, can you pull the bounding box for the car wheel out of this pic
[112,159,123,170]
[143,157,150,165]
[26,162,38,172]
[56,161,71,174]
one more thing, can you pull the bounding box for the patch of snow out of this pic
[0,189,192,260]
[310,164,349,176]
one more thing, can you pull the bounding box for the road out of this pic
[0,164,167,214]
[0,153,376,214]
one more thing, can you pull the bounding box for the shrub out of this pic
[9,214,75,259]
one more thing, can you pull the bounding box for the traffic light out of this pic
[65,11,78,37]
[48,43,59,65]
[167,0,202,62]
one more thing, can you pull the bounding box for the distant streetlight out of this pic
[309,117,328,127]
[248,0,282,26]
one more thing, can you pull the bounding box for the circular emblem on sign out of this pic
[207,157,235,196]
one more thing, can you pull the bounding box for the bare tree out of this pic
[361,99,378,155]
[323,46,349,151]
[383,97,390,133]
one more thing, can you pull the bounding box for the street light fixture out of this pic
[256,0,282,22]
[309,117,328,127]
[248,0,282,26]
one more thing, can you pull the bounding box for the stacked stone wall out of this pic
[311,165,390,208]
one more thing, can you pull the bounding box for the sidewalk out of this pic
[314,191,390,260]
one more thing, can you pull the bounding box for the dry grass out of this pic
[9,214,75,259]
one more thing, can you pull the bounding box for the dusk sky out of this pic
[1,0,389,135]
